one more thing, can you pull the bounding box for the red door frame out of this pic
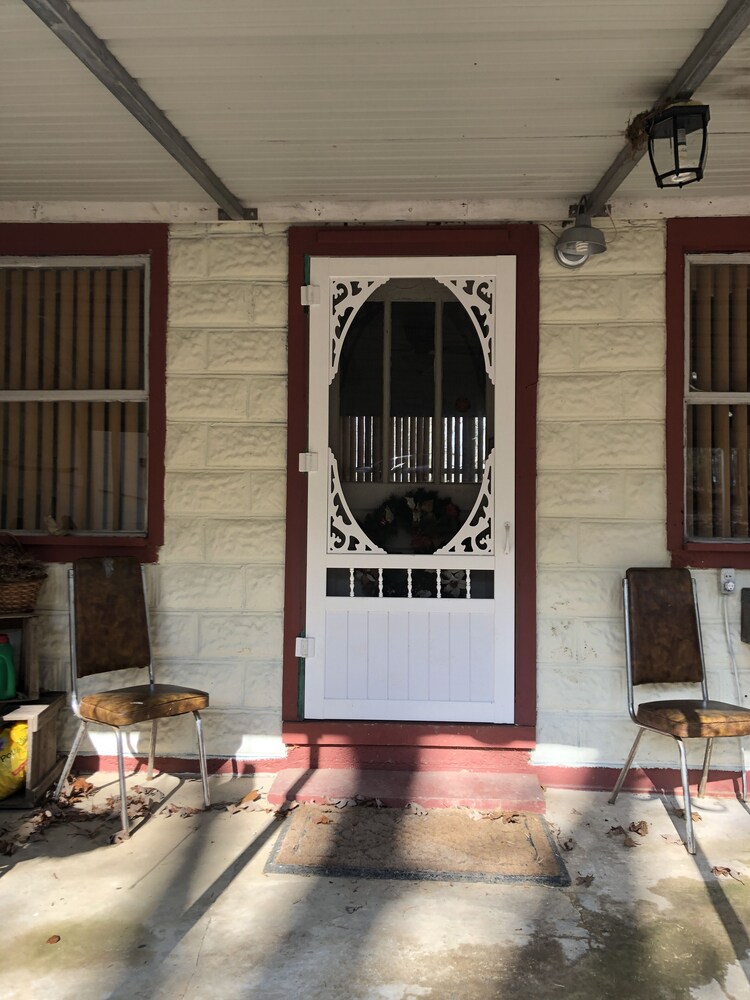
[282,225,539,752]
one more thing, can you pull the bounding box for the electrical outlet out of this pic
[720,567,736,594]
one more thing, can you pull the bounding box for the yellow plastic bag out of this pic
[0,722,27,800]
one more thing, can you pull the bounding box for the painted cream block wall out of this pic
[535,220,750,769]
[32,217,750,770]
[39,222,290,761]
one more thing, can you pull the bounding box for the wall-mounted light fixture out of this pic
[647,101,710,188]
[553,197,607,269]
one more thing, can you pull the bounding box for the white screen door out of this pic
[303,256,515,723]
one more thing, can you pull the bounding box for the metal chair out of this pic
[54,556,210,836]
[609,567,750,854]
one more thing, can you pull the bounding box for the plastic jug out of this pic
[0,635,16,700]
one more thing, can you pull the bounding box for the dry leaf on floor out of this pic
[575,873,595,886]
[315,815,333,825]
[607,825,627,837]
[345,905,363,913]
[69,778,94,798]
[274,801,300,821]
[46,935,61,944]
[502,813,521,824]
[675,809,702,822]
[161,803,202,818]
[622,835,639,848]
[561,838,575,852]
[629,821,649,837]
[660,834,684,845]
[712,866,745,883]
[240,790,261,804]
[406,803,428,816]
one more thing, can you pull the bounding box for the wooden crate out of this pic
[0,694,65,808]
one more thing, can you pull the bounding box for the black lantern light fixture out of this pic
[647,101,710,189]
[553,196,607,269]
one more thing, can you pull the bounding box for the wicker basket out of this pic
[0,576,46,614]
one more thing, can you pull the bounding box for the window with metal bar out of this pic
[0,258,149,536]
[685,258,750,542]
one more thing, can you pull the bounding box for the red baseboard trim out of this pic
[536,764,746,799]
[71,756,747,799]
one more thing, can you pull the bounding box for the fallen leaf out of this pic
[240,790,261,804]
[345,905,363,913]
[675,809,702,822]
[607,825,627,837]
[561,838,575,852]
[628,821,649,837]
[622,836,639,848]
[660,834,685,845]
[315,815,333,825]
[571,808,582,816]
[575,873,595,886]
[46,935,61,945]
[712,866,745,884]
[69,778,94,798]
[502,813,521,824]
[406,803,428,816]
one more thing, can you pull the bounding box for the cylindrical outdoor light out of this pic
[647,101,710,188]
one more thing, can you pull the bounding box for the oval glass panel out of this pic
[330,278,493,554]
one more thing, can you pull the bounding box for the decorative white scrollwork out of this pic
[436,451,494,555]
[327,449,385,554]
[329,278,388,383]
[436,277,495,384]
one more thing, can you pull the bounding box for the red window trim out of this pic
[0,223,167,563]
[282,223,539,733]
[667,217,750,568]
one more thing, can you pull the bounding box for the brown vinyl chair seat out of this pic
[79,684,209,727]
[636,699,750,740]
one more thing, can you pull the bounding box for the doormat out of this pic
[266,805,569,886]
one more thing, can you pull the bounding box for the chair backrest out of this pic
[71,557,151,678]
[624,567,705,686]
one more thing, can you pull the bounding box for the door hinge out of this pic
[298,452,319,473]
[295,636,315,658]
[300,284,320,306]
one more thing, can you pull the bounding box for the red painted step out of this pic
[267,768,545,813]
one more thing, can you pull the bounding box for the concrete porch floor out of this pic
[2,773,750,1000]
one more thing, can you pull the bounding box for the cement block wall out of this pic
[535,220,750,769]
[32,219,750,771]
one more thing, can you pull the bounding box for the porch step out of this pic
[267,768,545,813]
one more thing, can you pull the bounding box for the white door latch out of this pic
[299,452,319,473]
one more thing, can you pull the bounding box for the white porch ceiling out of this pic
[1,0,748,218]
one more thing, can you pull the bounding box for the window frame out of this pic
[0,223,167,563]
[667,217,750,567]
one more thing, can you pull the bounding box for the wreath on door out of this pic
[362,488,462,554]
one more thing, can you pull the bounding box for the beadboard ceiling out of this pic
[1,0,749,219]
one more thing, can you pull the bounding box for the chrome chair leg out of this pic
[194,710,210,809]
[53,720,88,800]
[115,728,130,836]
[147,720,158,781]
[676,739,696,855]
[608,728,644,804]
[698,738,713,798]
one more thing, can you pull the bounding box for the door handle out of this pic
[504,521,511,555]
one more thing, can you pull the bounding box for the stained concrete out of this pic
[2,774,750,1000]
